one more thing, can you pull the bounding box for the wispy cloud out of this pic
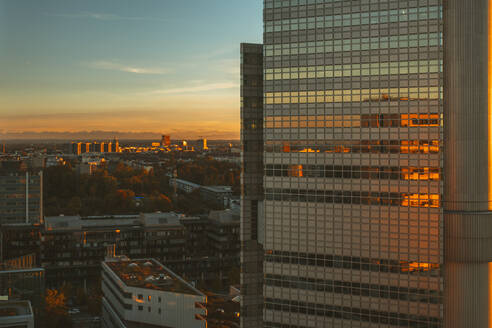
[45,11,168,22]
[150,82,239,95]
[87,60,170,75]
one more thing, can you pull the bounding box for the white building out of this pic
[171,178,201,193]
[102,257,206,328]
[0,301,34,328]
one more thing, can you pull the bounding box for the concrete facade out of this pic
[443,0,492,327]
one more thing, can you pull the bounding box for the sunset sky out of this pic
[0,0,262,139]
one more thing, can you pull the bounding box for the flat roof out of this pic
[0,301,32,317]
[201,185,232,193]
[104,259,203,297]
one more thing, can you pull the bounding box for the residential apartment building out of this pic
[1,210,240,289]
[101,257,206,328]
[41,213,187,287]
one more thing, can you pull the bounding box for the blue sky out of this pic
[0,0,262,139]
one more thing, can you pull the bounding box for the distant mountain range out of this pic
[0,130,239,141]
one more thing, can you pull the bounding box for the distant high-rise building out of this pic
[200,138,208,150]
[111,139,119,152]
[0,161,43,224]
[71,142,82,155]
[161,135,171,147]
[78,142,91,154]
[92,142,100,153]
[240,1,491,328]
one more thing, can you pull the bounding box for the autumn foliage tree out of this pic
[44,162,172,216]
[44,159,238,216]
[41,289,72,328]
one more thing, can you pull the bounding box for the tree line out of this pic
[44,159,239,217]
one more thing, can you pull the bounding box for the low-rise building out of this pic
[42,213,188,288]
[2,210,241,290]
[0,255,45,323]
[102,257,206,328]
[171,178,201,193]
[0,301,34,328]
[200,186,233,208]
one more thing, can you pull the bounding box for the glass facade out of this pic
[261,0,443,327]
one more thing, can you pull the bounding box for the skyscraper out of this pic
[240,43,264,328]
[161,135,171,147]
[238,0,487,327]
[242,0,492,327]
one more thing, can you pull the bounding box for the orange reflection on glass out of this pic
[282,142,290,153]
[324,146,351,153]
[299,148,319,153]
[289,165,303,177]
[400,261,440,273]
[401,194,440,208]
[402,167,440,181]
[401,114,440,127]
[400,140,440,154]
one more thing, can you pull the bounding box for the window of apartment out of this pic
[148,295,151,301]
[137,294,143,300]
[138,306,143,311]
[158,297,162,303]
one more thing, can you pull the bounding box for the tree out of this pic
[42,289,72,328]
[65,197,82,215]
[45,289,67,315]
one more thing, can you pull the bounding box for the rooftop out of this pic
[44,215,140,231]
[209,209,240,224]
[140,212,183,227]
[201,185,232,193]
[104,258,203,297]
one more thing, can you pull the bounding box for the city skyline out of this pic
[0,0,262,139]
